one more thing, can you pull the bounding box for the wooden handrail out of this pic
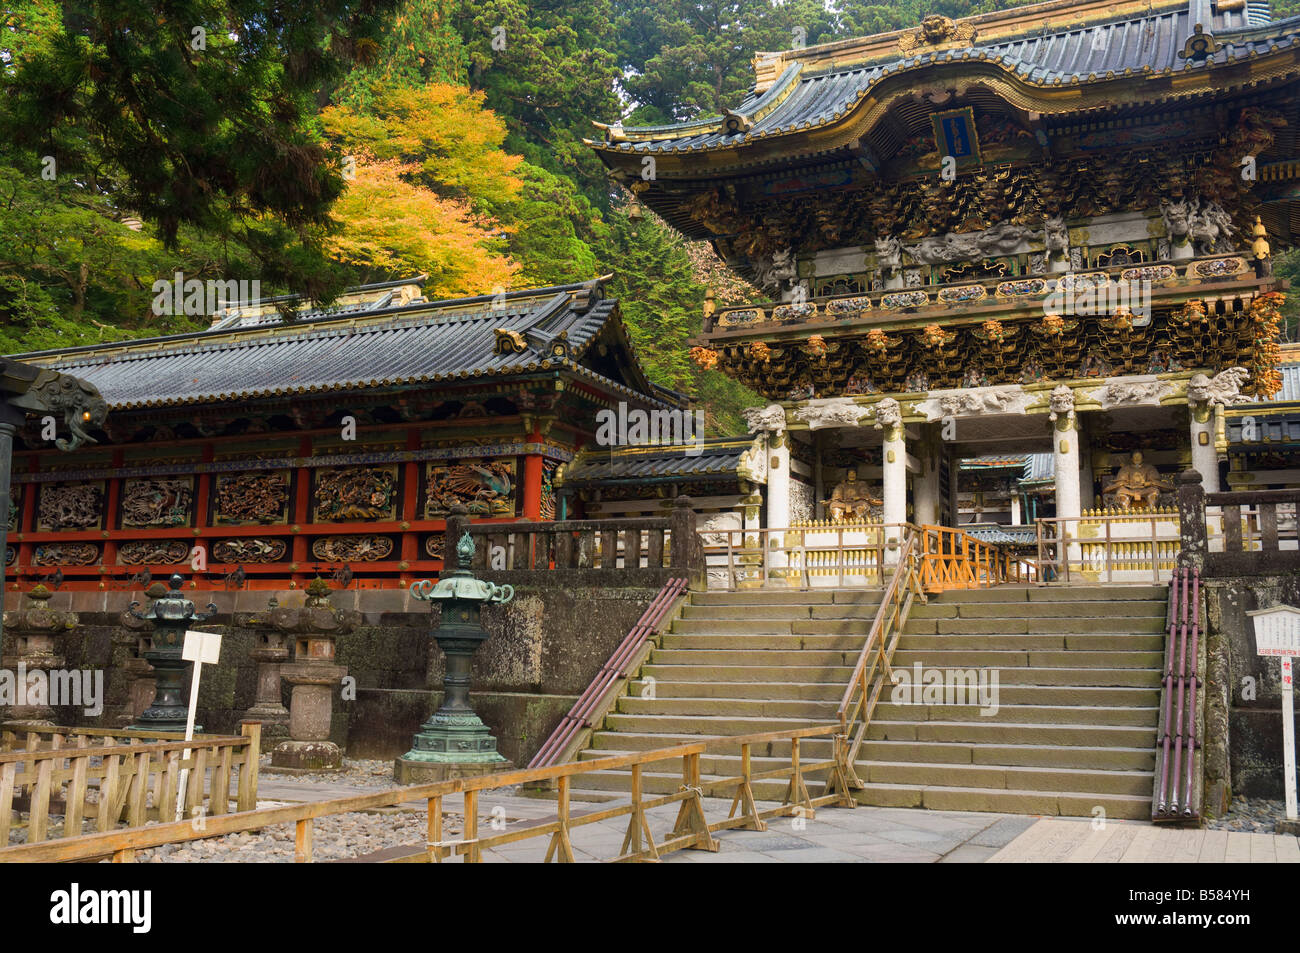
[836,529,924,770]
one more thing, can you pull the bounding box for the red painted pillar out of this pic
[521,427,543,520]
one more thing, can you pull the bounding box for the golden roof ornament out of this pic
[493,328,527,354]
[898,15,977,55]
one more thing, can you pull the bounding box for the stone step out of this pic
[602,713,826,735]
[628,678,845,700]
[871,701,1158,727]
[876,683,1159,707]
[650,647,859,667]
[660,633,866,651]
[891,649,1164,668]
[681,604,882,621]
[639,663,858,682]
[689,589,883,606]
[926,586,1166,603]
[902,616,1167,634]
[855,782,1152,819]
[616,695,839,719]
[867,718,1156,747]
[910,601,1166,619]
[863,760,1153,797]
[588,732,1157,773]
[861,739,1156,771]
[625,678,1155,707]
[897,633,1165,651]
[671,618,877,635]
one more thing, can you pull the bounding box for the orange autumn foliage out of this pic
[327,157,517,297]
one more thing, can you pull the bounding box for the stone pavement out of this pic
[256,775,1300,863]
[989,817,1300,863]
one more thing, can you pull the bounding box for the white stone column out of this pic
[1049,387,1081,573]
[874,398,907,563]
[1010,494,1022,525]
[766,431,790,572]
[1190,404,1220,494]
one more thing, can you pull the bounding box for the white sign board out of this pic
[182,630,222,665]
[1247,606,1299,821]
[176,630,223,822]
[1249,605,1300,657]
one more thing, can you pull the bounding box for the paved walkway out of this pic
[256,775,1299,863]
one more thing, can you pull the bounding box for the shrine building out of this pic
[588,0,1299,548]
[4,277,683,593]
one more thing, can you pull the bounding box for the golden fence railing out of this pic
[700,522,911,590]
[1034,513,1182,584]
[0,724,854,863]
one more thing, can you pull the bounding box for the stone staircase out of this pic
[573,585,1166,820]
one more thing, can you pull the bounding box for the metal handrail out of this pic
[528,577,688,769]
[1152,566,1203,822]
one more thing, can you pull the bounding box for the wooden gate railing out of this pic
[0,724,261,846]
[0,724,853,863]
[837,529,924,772]
[918,524,1017,592]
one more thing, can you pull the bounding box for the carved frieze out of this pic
[34,542,99,566]
[6,486,18,533]
[213,538,288,563]
[424,534,444,560]
[424,460,515,518]
[120,477,194,528]
[1086,376,1175,409]
[214,471,291,525]
[37,482,104,531]
[917,386,1032,421]
[313,467,399,522]
[117,540,189,565]
[311,535,394,562]
[742,404,787,435]
[792,398,870,431]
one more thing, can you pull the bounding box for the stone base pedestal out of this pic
[393,757,514,785]
[1277,818,1300,836]
[271,739,343,771]
[245,705,290,744]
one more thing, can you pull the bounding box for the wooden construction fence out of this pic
[0,723,850,863]
[0,723,260,846]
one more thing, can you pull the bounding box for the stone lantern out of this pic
[269,578,356,771]
[0,585,76,727]
[126,574,217,734]
[395,532,514,784]
[235,596,292,744]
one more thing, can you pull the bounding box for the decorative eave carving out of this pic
[791,397,871,430]
[1085,375,1176,410]
[916,385,1032,421]
[898,15,977,55]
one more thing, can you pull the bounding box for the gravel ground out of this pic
[129,809,466,862]
[259,756,401,789]
[1207,795,1294,833]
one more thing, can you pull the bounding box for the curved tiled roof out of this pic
[595,1,1300,158]
[559,436,765,486]
[11,282,673,412]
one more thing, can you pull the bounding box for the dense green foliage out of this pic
[2,0,1295,429]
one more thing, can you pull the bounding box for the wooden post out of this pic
[237,722,262,812]
[295,818,313,863]
[427,795,443,863]
[463,788,479,863]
